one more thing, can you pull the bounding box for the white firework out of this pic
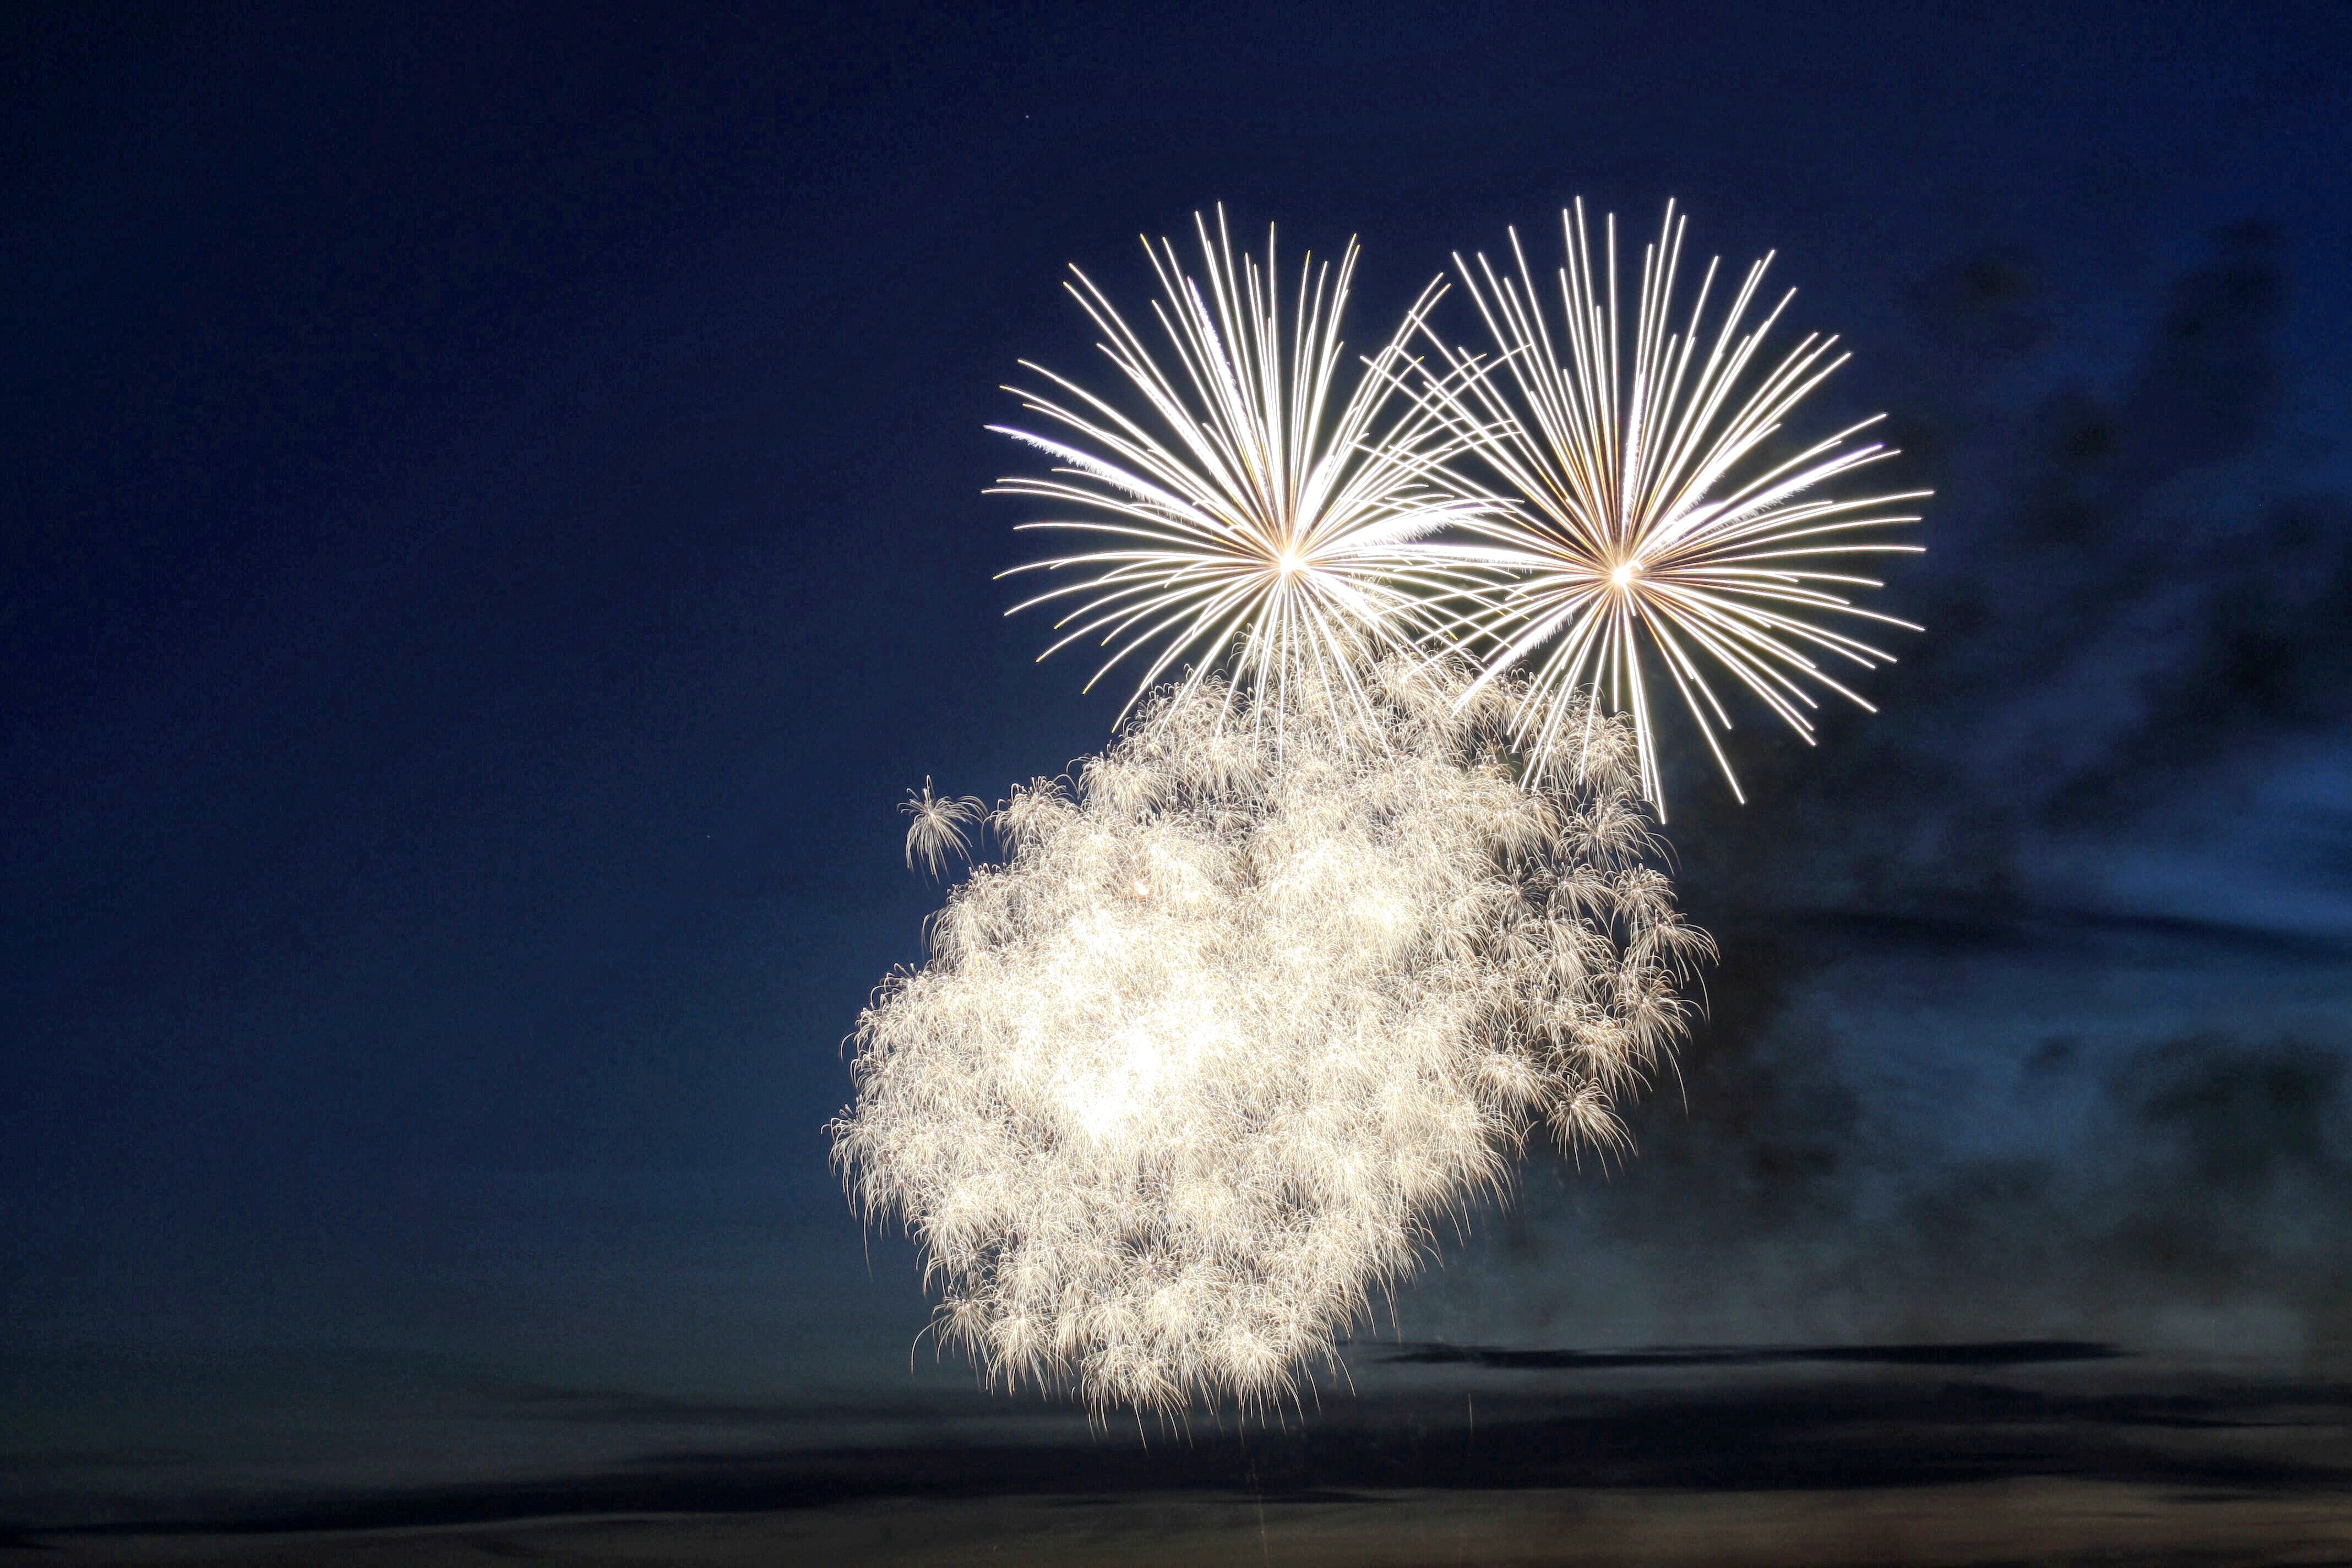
[993,209,1489,729]
[901,777,986,878]
[1430,201,1928,811]
[833,658,1709,1416]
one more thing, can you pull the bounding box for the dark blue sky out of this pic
[5,1,2351,1525]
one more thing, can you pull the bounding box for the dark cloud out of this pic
[35,1370,2351,1536]
[1907,249,2052,368]
[2125,222,2287,477]
[2052,495,2352,823]
[1380,1341,2120,1370]
[1661,224,2341,917]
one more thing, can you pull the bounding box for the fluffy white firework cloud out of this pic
[832,658,1709,1415]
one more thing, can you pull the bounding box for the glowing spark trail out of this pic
[834,659,1709,1415]
[901,778,985,878]
[993,210,1488,728]
[1430,202,1928,810]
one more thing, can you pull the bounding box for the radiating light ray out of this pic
[834,657,1709,1418]
[1420,200,1928,813]
[993,208,1495,734]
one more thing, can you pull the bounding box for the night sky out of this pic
[7,2,2352,1544]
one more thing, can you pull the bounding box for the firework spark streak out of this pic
[1429,202,1928,810]
[993,209,1489,728]
[833,660,1709,1415]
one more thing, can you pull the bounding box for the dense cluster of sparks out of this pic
[833,659,1709,1415]
[997,202,1924,810]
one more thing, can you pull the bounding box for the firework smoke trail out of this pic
[1426,202,1928,812]
[833,658,1709,1416]
[993,209,1491,731]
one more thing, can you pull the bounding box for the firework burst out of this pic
[834,657,1708,1416]
[1429,201,1928,811]
[901,777,986,878]
[993,209,1488,729]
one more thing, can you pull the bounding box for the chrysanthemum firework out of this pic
[832,657,1709,1415]
[1429,202,1928,810]
[993,209,1488,729]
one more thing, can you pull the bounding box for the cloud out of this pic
[1654,222,2340,923]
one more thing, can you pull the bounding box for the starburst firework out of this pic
[834,658,1708,1415]
[1431,202,1928,810]
[993,210,1487,727]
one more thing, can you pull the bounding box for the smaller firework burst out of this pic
[901,777,986,878]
